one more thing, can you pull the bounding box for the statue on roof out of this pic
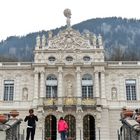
[36,35,41,48]
[63,8,71,27]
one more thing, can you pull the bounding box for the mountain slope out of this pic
[0,17,140,61]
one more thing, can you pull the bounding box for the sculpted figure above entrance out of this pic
[67,80,73,97]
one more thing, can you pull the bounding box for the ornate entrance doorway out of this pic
[45,115,57,140]
[83,115,95,140]
[65,115,76,140]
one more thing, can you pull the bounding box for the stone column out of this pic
[39,70,45,105]
[94,71,100,105]
[95,71,99,97]
[101,71,107,105]
[33,71,39,106]
[101,72,105,99]
[57,66,63,112]
[76,67,82,111]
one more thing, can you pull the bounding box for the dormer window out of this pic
[48,56,56,62]
[83,56,91,61]
[66,56,73,62]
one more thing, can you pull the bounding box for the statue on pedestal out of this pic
[63,9,71,27]
[36,35,41,48]
[67,80,73,97]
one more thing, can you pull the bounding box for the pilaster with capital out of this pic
[33,71,39,106]
[40,70,45,98]
[39,70,45,106]
[57,67,63,112]
[76,67,82,110]
[101,72,106,99]
[101,71,107,105]
[94,71,99,98]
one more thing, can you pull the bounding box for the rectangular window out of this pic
[4,80,14,101]
[82,86,87,98]
[126,79,136,100]
[46,86,57,98]
[82,86,93,99]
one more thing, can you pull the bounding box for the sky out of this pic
[0,0,140,41]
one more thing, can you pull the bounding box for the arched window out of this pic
[46,75,57,98]
[82,74,93,99]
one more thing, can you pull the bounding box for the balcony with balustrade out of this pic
[43,97,98,111]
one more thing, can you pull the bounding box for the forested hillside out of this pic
[0,17,140,61]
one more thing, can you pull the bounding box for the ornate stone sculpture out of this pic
[111,87,117,100]
[47,9,93,50]
[67,80,72,97]
[22,88,28,101]
[48,28,88,50]
[92,34,97,46]
[98,34,103,46]
[42,34,46,48]
[63,8,71,27]
[36,35,41,48]
[48,31,53,39]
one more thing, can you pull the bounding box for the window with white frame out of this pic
[46,75,57,98]
[82,74,93,99]
[4,80,14,101]
[126,79,136,100]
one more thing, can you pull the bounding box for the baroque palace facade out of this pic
[0,9,140,140]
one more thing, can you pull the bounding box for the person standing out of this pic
[58,117,68,140]
[24,109,38,140]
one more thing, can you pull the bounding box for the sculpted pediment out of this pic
[48,28,90,50]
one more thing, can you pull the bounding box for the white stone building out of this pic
[0,9,139,140]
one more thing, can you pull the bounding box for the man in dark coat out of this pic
[24,109,38,140]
